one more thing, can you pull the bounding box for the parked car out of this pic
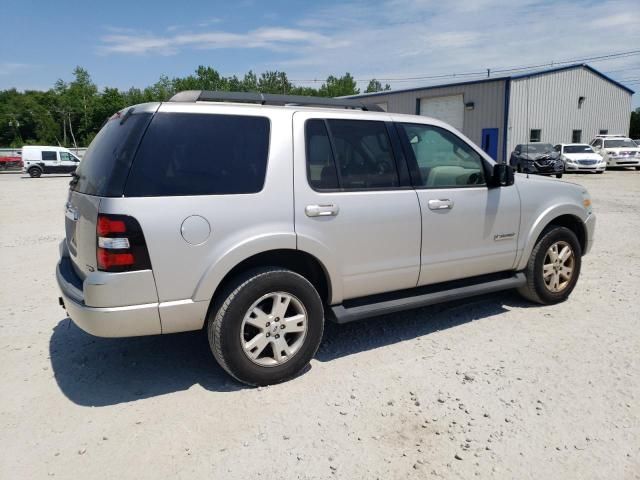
[21,146,81,177]
[56,92,595,386]
[589,136,640,169]
[509,143,564,178]
[0,150,22,170]
[554,144,606,174]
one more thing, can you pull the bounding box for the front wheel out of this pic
[517,226,582,305]
[208,267,324,386]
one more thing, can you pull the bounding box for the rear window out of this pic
[71,110,152,196]
[124,113,270,197]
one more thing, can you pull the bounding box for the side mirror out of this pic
[489,163,515,187]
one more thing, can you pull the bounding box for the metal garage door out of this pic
[420,95,464,131]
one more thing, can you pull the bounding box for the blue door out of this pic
[481,128,499,160]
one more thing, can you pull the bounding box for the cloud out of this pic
[96,0,640,98]
[0,63,31,76]
[98,26,337,55]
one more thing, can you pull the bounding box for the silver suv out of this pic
[56,91,596,385]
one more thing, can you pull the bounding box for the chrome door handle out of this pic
[305,204,339,217]
[428,199,454,210]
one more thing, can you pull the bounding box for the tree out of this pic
[365,79,391,93]
[318,73,359,97]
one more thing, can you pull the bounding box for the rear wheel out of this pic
[28,167,42,178]
[518,226,581,305]
[208,267,324,386]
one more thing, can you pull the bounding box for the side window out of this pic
[592,139,601,148]
[124,113,270,196]
[42,151,57,161]
[60,152,78,162]
[398,123,486,188]
[326,120,399,189]
[306,120,338,190]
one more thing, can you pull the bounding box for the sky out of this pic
[1,0,639,107]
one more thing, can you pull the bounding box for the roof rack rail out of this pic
[168,90,384,112]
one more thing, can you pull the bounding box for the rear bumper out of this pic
[584,213,596,256]
[56,251,162,338]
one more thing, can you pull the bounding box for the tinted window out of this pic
[71,111,152,196]
[306,120,339,190]
[398,123,485,188]
[591,139,602,148]
[326,120,398,189]
[42,151,57,161]
[125,113,270,196]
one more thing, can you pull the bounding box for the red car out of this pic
[0,153,23,170]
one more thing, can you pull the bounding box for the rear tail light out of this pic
[96,214,151,272]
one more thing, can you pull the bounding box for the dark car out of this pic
[510,143,564,178]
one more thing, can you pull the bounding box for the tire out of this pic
[517,226,582,305]
[635,166,640,171]
[28,167,42,178]
[596,171,604,174]
[208,267,324,386]
[555,173,563,179]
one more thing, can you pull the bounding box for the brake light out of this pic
[97,216,126,236]
[96,214,151,272]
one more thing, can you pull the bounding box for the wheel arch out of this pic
[199,248,333,328]
[516,206,588,270]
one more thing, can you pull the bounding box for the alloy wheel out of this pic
[240,292,308,367]
[542,241,575,293]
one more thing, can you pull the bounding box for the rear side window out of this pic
[306,120,339,190]
[125,113,270,197]
[71,110,152,196]
[305,119,399,191]
[42,151,57,161]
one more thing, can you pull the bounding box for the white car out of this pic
[21,145,81,178]
[589,136,640,169]
[554,143,606,173]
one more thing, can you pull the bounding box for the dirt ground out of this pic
[0,170,638,480]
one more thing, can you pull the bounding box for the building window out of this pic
[599,129,608,135]
[572,130,582,143]
[529,129,541,142]
[578,96,585,109]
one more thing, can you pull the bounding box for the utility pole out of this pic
[487,68,491,78]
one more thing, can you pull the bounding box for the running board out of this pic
[330,272,526,324]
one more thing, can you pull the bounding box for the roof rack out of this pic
[168,90,384,112]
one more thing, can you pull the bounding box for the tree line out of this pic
[0,66,391,148]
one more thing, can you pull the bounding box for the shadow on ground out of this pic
[50,291,531,407]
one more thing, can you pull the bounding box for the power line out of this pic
[289,49,640,84]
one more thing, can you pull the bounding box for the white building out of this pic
[348,64,634,162]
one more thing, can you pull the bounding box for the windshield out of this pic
[521,144,553,154]
[604,139,637,148]
[564,145,594,154]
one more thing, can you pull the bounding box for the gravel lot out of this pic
[1,170,639,480]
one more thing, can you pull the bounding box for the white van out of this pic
[21,146,81,177]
